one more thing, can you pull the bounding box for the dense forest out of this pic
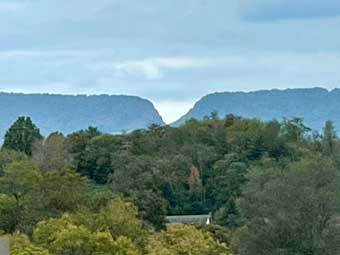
[1,114,340,254]
[0,92,164,138]
[174,87,340,131]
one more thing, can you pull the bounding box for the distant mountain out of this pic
[0,93,164,138]
[173,87,340,131]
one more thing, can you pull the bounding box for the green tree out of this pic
[65,127,101,172]
[0,160,90,234]
[3,117,43,156]
[84,126,102,138]
[110,155,168,228]
[34,214,106,255]
[281,117,311,143]
[33,200,143,255]
[130,190,167,230]
[155,155,193,215]
[96,198,148,245]
[0,160,41,233]
[0,149,27,176]
[147,224,231,255]
[0,194,17,233]
[34,169,89,217]
[238,156,340,255]
[96,235,141,255]
[322,120,338,154]
[9,234,51,255]
[78,134,122,184]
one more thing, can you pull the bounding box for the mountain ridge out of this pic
[173,87,340,131]
[0,92,164,138]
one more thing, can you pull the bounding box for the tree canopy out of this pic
[3,117,43,156]
[2,114,340,254]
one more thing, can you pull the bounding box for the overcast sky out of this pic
[1,0,340,123]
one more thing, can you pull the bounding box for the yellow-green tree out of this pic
[33,212,141,255]
[96,198,148,244]
[33,198,146,255]
[9,234,51,255]
[34,214,97,255]
[147,224,231,255]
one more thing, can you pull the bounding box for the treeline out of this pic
[1,114,340,254]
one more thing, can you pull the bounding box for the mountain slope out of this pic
[0,93,164,138]
[174,87,340,131]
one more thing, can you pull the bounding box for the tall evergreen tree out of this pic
[3,117,43,156]
[322,120,337,154]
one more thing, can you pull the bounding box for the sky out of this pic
[1,0,340,123]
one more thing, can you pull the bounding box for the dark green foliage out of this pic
[77,134,121,184]
[3,117,43,156]
[3,112,340,254]
[281,117,311,143]
[0,160,89,234]
[130,190,168,230]
[214,197,241,228]
[65,115,314,224]
[322,120,338,155]
[238,156,340,255]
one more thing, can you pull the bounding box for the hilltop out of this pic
[174,87,340,130]
[0,92,164,138]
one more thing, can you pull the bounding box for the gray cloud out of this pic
[1,50,339,99]
[240,0,340,21]
[0,0,238,51]
[1,0,340,121]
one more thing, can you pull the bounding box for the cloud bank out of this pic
[0,0,340,122]
[240,0,340,21]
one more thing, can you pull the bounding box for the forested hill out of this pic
[174,87,340,130]
[0,92,164,137]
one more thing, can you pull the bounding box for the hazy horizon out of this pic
[1,0,340,122]
[0,86,336,124]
